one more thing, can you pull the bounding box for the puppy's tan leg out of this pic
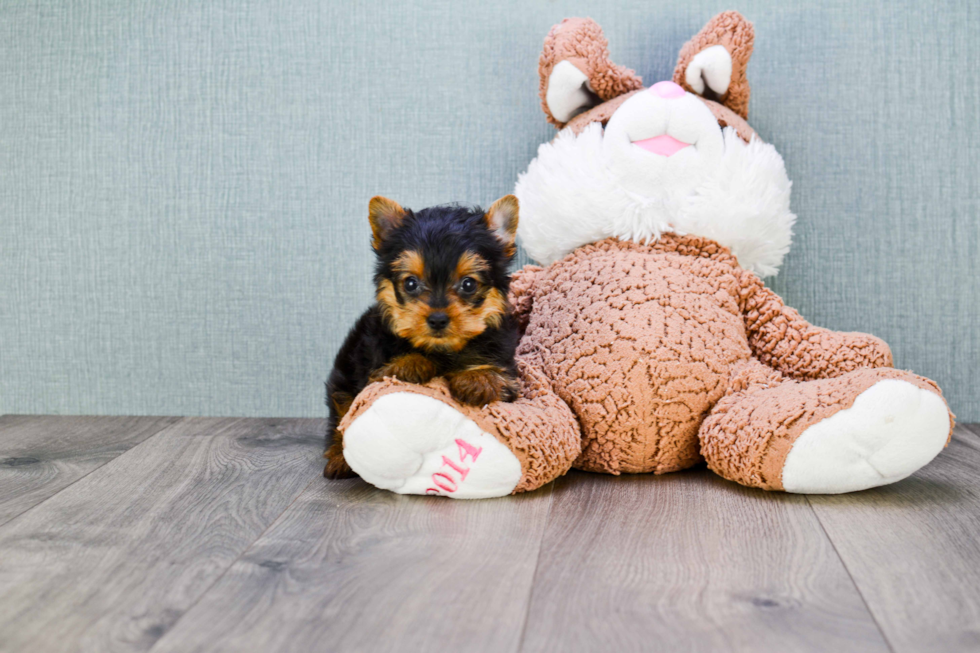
[447,365,520,406]
[323,434,356,479]
[324,392,357,479]
[369,352,438,385]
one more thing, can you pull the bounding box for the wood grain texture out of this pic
[808,425,980,652]
[3,417,979,652]
[520,469,889,653]
[0,417,323,653]
[0,415,179,527]
[149,479,554,653]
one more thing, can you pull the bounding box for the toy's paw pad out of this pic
[782,379,950,494]
[343,392,522,499]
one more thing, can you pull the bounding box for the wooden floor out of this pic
[1,417,978,653]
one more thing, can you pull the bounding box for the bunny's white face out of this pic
[602,81,726,199]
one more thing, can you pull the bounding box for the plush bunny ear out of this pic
[673,11,754,120]
[539,18,644,128]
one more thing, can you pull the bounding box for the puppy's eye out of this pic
[403,276,420,294]
[459,277,478,295]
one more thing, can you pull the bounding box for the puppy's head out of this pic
[368,195,519,352]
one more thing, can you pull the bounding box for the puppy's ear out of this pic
[368,196,407,250]
[485,195,519,257]
[539,18,644,128]
[673,11,754,120]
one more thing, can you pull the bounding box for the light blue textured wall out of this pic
[1,0,977,420]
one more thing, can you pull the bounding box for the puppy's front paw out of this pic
[323,441,357,479]
[370,353,438,385]
[448,366,520,406]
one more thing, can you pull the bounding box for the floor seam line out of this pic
[959,423,980,445]
[805,494,896,653]
[515,481,556,653]
[0,416,184,531]
[145,475,319,653]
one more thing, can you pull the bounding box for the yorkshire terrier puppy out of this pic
[323,195,522,479]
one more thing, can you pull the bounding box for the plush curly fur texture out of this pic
[342,235,952,491]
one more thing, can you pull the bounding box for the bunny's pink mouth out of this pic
[631,134,690,157]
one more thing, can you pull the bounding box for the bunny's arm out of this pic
[508,265,544,335]
[737,270,893,381]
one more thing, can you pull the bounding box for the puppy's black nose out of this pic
[426,312,449,331]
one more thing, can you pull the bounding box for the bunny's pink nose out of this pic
[649,81,686,99]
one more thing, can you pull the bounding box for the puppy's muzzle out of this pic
[426,312,450,332]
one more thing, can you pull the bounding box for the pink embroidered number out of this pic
[441,456,469,481]
[431,472,457,493]
[456,438,482,463]
[425,438,484,495]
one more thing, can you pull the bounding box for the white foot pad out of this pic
[343,392,522,499]
[782,379,950,494]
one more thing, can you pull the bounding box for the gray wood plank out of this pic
[520,469,889,653]
[148,479,555,653]
[808,424,980,652]
[0,417,323,653]
[0,415,180,527]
